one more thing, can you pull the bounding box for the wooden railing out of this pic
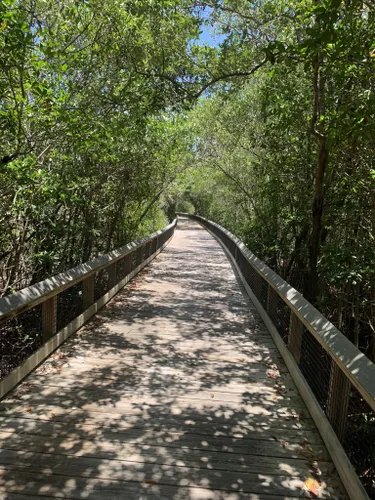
[0,219,176,399]
[180,213,375,500]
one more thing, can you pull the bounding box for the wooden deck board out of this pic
[0,218,347,499]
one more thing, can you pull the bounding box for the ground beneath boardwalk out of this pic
[0,217,347,499]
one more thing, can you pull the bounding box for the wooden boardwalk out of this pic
[0,218,346,499]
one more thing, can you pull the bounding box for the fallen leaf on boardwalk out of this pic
[272,395,278,400]
[299,440,310,447]
[25,407,32,413]
[276,388,287,396]
[297,448,314,458]
[52,353,67,360]
[35,365,55,375]
[51,412,56,418]
[310,461,322,476]
[51,361,64,371]
[281,440,288,448]
[144,480,157,485]
[304,477,320,497]
[210,393,214,398]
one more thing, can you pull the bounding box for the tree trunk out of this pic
[305,55,328,304]
[307,135,328,303]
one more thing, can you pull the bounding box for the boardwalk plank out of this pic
[0,449,338,478]
[0,408,316,430]
[0,468,340,499]
[0,430,330,461]
[0,416,323,443]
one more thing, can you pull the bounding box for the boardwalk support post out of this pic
[266,284,277,322]
[83,275,95,310]
[327,363,351,441]
[42,295,57,342]
[108,262,117,290]
[288,312,304,364]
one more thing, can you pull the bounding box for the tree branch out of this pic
[193,58,268,98]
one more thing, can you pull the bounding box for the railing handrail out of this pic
[0,219,177,323]
[179,213,375,412]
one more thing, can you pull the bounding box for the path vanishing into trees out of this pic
[0,217,347,499]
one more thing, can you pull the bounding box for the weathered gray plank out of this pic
[0,453,342,499]
[0,468,340,499]
[0,430,329,461]
[0,449,337,480]
[0,407,315,430]
[0,398,308,421]
[23,376,301,396]
[5,384,304,406]
[0,415,323,444]
[0,469,308,500]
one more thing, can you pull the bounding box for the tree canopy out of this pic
[1,0,375,361]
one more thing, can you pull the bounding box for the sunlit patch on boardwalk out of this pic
[0,218,347,499]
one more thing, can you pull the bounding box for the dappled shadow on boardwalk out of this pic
[0,218,346,499]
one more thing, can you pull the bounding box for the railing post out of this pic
[124,253,132,276]
[327,363,351,441]
[288,312,304,363]
[83,274,95,309]
[107,262,117,290]
[152,237,157,254]
[266,284,278,322]
[42,295,57,342]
